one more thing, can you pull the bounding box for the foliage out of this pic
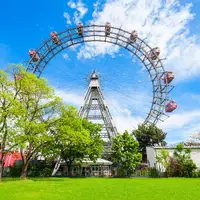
[8,65,62,179]
[156,149,170,177]
[81,118,104,161]
[192,169,200,178]
[168,156,181,177]
[111,130,142,177]
[0,67,29,180]
[132,124,166,161]
[173,144,197,177]
[148,167,160,178]
[49,105,103,176]
[156,144,197,178]
[4,161,53,177]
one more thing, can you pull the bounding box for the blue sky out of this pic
[1,0,200,144]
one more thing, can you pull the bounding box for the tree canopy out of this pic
[111,130,142,177]
[0,69,24,180]
[49,105,103,176]
[12,67,62,178]
[0,66,106,180]
[132,124,166,161]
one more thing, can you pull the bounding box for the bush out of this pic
[148,167,160,178]
[3,162,23,177]
[192,169,200,178]
[182,159,197,177]
[168,157,181,177]
[3,160,54,177]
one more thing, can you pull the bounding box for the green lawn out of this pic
[0,178,200,200]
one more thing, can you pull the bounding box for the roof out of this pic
[61,158,113,166]
[81,158,113,165]
[147,146,200,150]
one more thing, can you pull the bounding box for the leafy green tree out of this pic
[81,119,104,161]
[173,144,197,177]
[132,124,166,161]
[13,68,62,179]
[51,106,103,176]
[156,149,170,177]
[111,130,142,177]
[0,69,24,181]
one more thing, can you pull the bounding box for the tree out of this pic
[14,68,62,179]
[185,130,200,146]
[0,69,24,181]
[156,149,170,177]
[81,119,104,161]
[111,130,142,177]
[173,144,197,177]
[51,106,103,176]
[132,124,166,161]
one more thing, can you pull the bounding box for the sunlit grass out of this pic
[0,178,200,200]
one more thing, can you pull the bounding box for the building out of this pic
[56,158,113,177]
[146,146,200,172]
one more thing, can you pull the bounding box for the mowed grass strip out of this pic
[0,178,200,200]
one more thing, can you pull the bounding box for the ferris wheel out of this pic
[24,22,177,125]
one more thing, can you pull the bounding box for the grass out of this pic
[0,178,200,200]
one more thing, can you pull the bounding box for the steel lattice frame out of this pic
[26,24,173,125]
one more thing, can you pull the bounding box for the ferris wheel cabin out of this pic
[50,31,60,44]
[77,22,84,36]
[164,72,175,84]
[14,74,23,81]
[130,30,138,42]
[165,101,177,112]
[105,22,111,36]
[150,47,160,60]
[28,49,39,62]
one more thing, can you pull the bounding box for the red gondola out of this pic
[165,101,177,112]
[150,47,160,60]
[164,72,174,84]
[130,30,138,42]
[28,49,39,62]
[105,22,111,36]
[14,74,23,81]
[77,22,84,36]
[50,31,60,44]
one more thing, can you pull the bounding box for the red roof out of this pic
[1,152,22,167]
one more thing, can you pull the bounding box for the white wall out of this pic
[146,147,200,170]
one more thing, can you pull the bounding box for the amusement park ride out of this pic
[79,70,118,140]
[16,22,178,175]
[18,22,178,142]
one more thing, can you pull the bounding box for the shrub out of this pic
[148,167,160,178]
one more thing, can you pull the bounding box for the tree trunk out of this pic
[20,161,29,179]
[52,157,61,176]
[66,161,73,177]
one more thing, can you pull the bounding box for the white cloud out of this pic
[55,88,200,143]
[158,110,200,142]
[76,0,200,82]
[55,88,148,133]
[55,89,84,106]
[68,0,76,8]
[77,42,120,59]
[63,12,72,25]
[76,0,88,18]
[67,0,88,24]
[159,110,200,130]
[62,53,71,60]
